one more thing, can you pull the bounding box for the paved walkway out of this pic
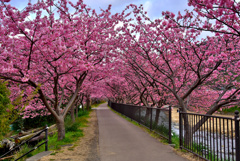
[96,103,188,161]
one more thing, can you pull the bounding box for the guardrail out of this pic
[0,125,49,161]
[179,111,240,161]
[108,101,172,143]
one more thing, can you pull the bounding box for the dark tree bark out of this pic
[56,116,65,141]
[86,95,91,111]
[70,105,75,123]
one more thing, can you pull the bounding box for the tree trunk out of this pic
[178,99,192,147]
[86,96,91,111]
[56,116,65,141]
[76,104,78,118]
[70,106,75,123]
[183,114,191,147]
[154,107,161,125]
[179,108,192,147]
[144,108,151,123]
[81,102,84,111]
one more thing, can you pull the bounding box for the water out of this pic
[172,123,236,161]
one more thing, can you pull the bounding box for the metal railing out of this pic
[108,101,172,143]
[179,111,240,161]
[0,125,49,161]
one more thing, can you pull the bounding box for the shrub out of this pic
[0,81,19,139]
[23,115,55,130]
[220,106,240,114]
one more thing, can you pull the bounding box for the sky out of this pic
[83,0,192,19]
[8,0,193,20]
[7,0,214,39]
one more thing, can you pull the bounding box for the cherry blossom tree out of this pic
[117,3,240,114]
[111,4,240,144]
[0,0,121,140]
[1,0,240,142]
[175,0,240,37]
[168,0,240,137]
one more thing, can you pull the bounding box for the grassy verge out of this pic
[12,110,90,161]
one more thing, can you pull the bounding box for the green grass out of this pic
[220,105,240,114]
[12,144,30,160]
[152,122,169,138]
[182,139,223,161]
[12,110,90,161]
[171,133,180,148]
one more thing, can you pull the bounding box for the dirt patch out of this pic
[40,110,100,161]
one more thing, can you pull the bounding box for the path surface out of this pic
[97,103,188,161]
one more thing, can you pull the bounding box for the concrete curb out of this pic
[26,151,52,161]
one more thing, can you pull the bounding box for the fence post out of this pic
[45,125,48,151]
[150,108,153,131]
[169,105,172,144]
[235,110,240,161]
[179,108,182,149]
